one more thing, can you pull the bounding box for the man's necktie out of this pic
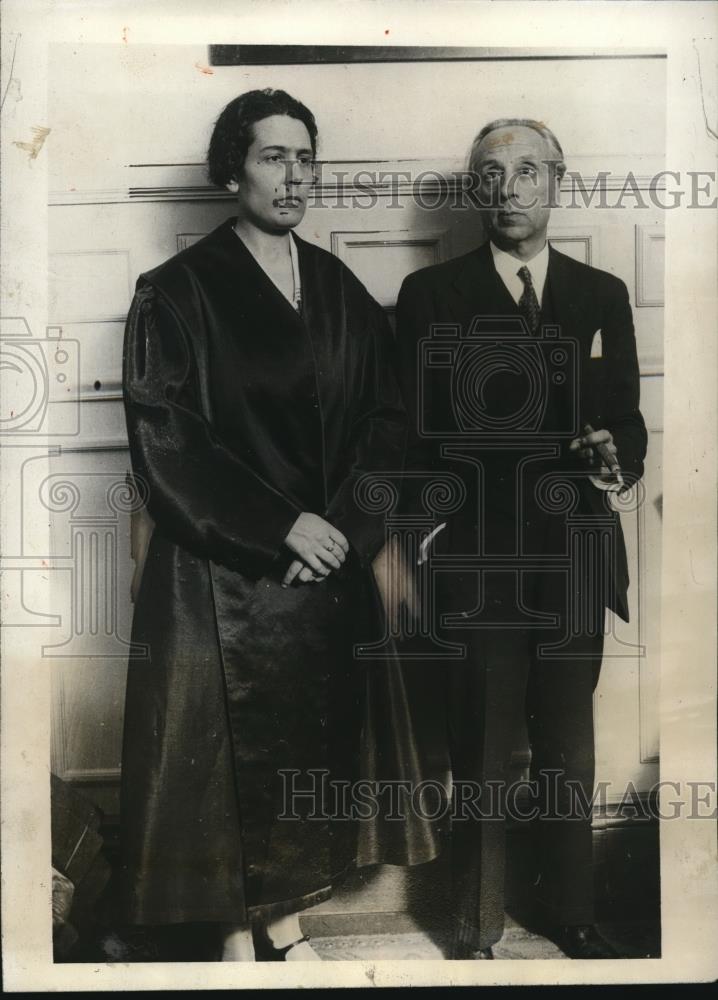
[517,265,541,334]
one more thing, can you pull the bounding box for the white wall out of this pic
[49,44,665,186]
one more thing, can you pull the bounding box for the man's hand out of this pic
[372,537,419,632]
[569,427,618,473]
[282,513,349,587]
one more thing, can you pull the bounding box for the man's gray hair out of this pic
[468,118,566,179]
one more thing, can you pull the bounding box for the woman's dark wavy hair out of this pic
[207,88,318,187]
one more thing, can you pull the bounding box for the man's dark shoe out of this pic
[451,942,494,960]
[556,924,619,959]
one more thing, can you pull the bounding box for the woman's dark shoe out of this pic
[451,942,495,960]
[251,921,316,962]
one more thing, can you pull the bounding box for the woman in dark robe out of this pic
[120,89,440,962]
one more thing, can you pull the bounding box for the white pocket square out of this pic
[590,329,603,358]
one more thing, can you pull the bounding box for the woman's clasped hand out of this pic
[282,512,350,586]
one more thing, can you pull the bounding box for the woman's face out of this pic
[228,114,315,232]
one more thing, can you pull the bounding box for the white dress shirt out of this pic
[490,240,549,306]
[489,239,622,491]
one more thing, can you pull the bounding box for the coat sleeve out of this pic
[324,294,408,568]
[600,277,648,483]
[122,281,302,578]
[394,273,443,515]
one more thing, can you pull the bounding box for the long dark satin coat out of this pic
[120,219,441,926]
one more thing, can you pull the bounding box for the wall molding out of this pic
[50,159,668,207]
[62,768,121,784]
[209,45,666,66]
[548,225,601,267]
[330,228,452,309]
[593,790,658,829]
[636,496,658,764]
[504,786,658,829]
[177,233,206,252]
[78,389,123,402]
[635,224,665,307]
[57,439,129,454]
[639,424,663,765]
[51,667,69,780]
[49,250,132,324]
[52,668,123,785]
[330,229,451,257]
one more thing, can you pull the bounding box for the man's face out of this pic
[228,114,315,232]
[473,125,560,248]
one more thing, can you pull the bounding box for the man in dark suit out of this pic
[395,119,647,959]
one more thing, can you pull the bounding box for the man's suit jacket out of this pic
[395,241,647,623]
